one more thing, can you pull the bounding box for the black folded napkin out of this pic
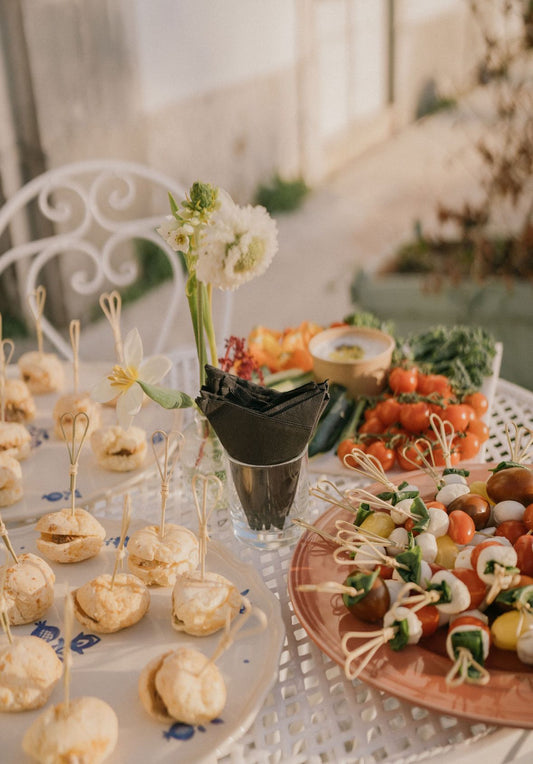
[195,366,329,530]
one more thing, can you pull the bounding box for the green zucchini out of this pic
[308,385,355,457]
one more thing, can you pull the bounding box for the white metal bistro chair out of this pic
[0,159,232,392]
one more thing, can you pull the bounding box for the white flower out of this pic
[156,215,193,253]
[91,329,172,429]
[195,199,278,290]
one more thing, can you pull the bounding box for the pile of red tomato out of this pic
[337,365,490,472]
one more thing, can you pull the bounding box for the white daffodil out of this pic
[156,215,194,253]
[92,328,172,429]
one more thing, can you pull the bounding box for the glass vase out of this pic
[179,411,227,508]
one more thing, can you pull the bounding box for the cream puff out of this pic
[3,552,55,625]
[0,636,62,712]
[22,695,118,763]
[90,425,147,472]
[0,421,31,461]
[3,378,36,423]
[0,453,23,507]
[138,647,226,725]
[35,508,106,564]
[53,392,101,440]
[72,573,150,633]
[127,524,199,587]
[171,571,241,636]
[18,350,64,395]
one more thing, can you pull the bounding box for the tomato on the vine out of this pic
[399,401,431,434]
[396,443,425,471]
[454,431,481,460]
[441,403,472,433]
[374,398,401,427]
[416,373,452,398]
[467,418,489,443]
[366,441,396,471]
[358,417,383,437]
[388,366,418,394]
[463,391,489,418]
[337,438,366,467]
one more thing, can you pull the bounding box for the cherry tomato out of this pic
[358,417,384,436]
[374,398,402,427]
[447,493,491,530]
[470,540,501,571]
[454,432,481,461]
[399,402,431,434]
[343,573,390,623]
[376,564,394,580]
[416,374,453,398]
[406,604,440,637]
[396,443,425,471]
[452,568,487,609]
[524,504,533,531]
[450,616,491,645]
[429,441,461,467]
[487,466,533,506]
[388,366,418,394]
[447,510,476,545]
[467,418,490,443]
[514,534,533,577]
[495,519,528,545]
[441,404,472,433]
[366,441,396,471]
[426,500,447,512]
[337,438,366,468]
[463,392,489,418]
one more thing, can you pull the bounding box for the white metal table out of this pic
[91,377,533,763]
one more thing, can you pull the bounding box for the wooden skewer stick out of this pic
[151,431,183,539]
[0,337,15,423]
[69,320,81,394]
[0,567,13,645]
[27,286,46,356]
[60,412,90,517]
[201,598,267,675]
[191,473,223,580]
[99,291,124,363]
[0,514,18,565]
[111,494,131,589]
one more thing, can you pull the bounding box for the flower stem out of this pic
[204,283,218,367]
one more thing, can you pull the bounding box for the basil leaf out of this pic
[496,585,533,608]
[411,496,430,533]
[443,467,470,477]
[392,489,420,505]
[137,381,194,410]
[450,630,485,678]
[490,461,527,474]
[396,545,422,584]
[484,560,520,577]
[354,503,373,526]
[342,569,378,608]
[427,578,452,604]
[388,618,410,651]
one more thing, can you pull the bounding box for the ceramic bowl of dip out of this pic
[309,326,395,397]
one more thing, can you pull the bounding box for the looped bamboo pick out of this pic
[0,513,18,565]
[151,430,183,539]
[27,285,46,356]
[0,328,15,423]
[191,473,223,579]
[69,319,81,394]
[99,291,124,363]
[0,566,13,645]
[201,599,267,675]
[59,412,90,517]
[110,495,131,589]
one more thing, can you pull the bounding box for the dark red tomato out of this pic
[374,398,402,427]
[495,519,529,545]
[447,510,475,544]
[454,431,481,461]
[452,568,487,609]
[399,402,431,434]
[514,534,533,577]
[366,441,396,471]
[389,366,418,394]
[343,574,391,623]
[487,466,533,506]
[441,404,472,433]
[524,504,533,531]
[447,493,491,530]
[463,391,489,418]
[416,373,452,398]
[467,418,490,443]
[406,604,440,637]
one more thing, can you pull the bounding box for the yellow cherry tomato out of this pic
[469,481,493,504]
[491,610,529,651]
[435,534,458,569]
[360,512,395,539]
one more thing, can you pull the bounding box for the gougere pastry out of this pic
[3,552,55,625]
[90,425,147,472]
[127,524,199,587]
[0,422,31,461]
[72,573,150,633]
[3,378,36,423]
[171,571,242,636]
[53,392,101,441]
[22,695,118,764]
[0,453,23,507]
[35,508,106,564]
[139,647,226,726]
[17,350,64,395]
[0,636,62,712]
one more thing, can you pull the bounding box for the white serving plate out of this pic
[3,363,184,524]
[2,519,285,763]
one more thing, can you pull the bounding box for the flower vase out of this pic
[180,411,227,507]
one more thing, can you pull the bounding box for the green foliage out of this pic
[1,312,28,338]
[254,174,309,214]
